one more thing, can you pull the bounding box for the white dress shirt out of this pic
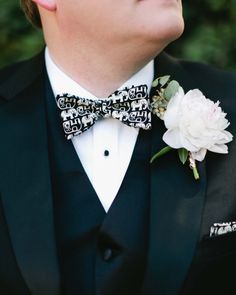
[45,48,154,212]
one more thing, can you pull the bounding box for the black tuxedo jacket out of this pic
[0,51,236,295]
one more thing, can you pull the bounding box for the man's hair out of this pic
[21,0,42,28]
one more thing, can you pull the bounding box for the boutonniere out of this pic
[150,76,233,180]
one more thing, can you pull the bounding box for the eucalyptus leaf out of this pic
[164,80,180,101]
[152,78,159,87]
[178,148,188,164]
[159,75,170,87]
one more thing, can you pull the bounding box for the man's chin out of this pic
[144,21,184,50]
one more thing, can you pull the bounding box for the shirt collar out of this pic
[45,47,154,100]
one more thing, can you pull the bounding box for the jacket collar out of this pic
[0,52,61,295]
[143,52,207,294]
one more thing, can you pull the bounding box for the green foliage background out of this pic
[1,0,236,71]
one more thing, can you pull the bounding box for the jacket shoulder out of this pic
[0,52,44,103]
[178,59,236,96]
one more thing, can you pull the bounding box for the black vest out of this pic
[45,81,151,295]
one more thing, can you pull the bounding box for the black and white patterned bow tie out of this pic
[56,84,152,140]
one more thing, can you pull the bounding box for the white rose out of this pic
[162,87,233,161]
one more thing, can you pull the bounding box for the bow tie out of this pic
[56,84,152,140]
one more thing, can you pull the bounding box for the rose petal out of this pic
[179,132,199,152]
[164,87,184,129]
[163,129,182,149]
[208,144,228,154]
[191,148,207,162]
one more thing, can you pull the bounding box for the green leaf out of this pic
[150,146,172,163]
[164,80,180,101]
[152,78,159,87]
[178,148,188,164]
[159,75,171,87]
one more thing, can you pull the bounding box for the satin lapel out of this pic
[143,53,207,294]
[0,56,60,295]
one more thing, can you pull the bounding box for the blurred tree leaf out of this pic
[0,0,43,68]
[167,0,236,71]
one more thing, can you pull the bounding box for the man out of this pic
[0,0,236,294]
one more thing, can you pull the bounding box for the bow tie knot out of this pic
[56,85,152,140]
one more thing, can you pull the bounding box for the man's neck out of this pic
[46,39,161,97]
[45,48,154,100]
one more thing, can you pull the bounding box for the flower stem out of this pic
[192,166,200,180]
[189,153,200,180]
